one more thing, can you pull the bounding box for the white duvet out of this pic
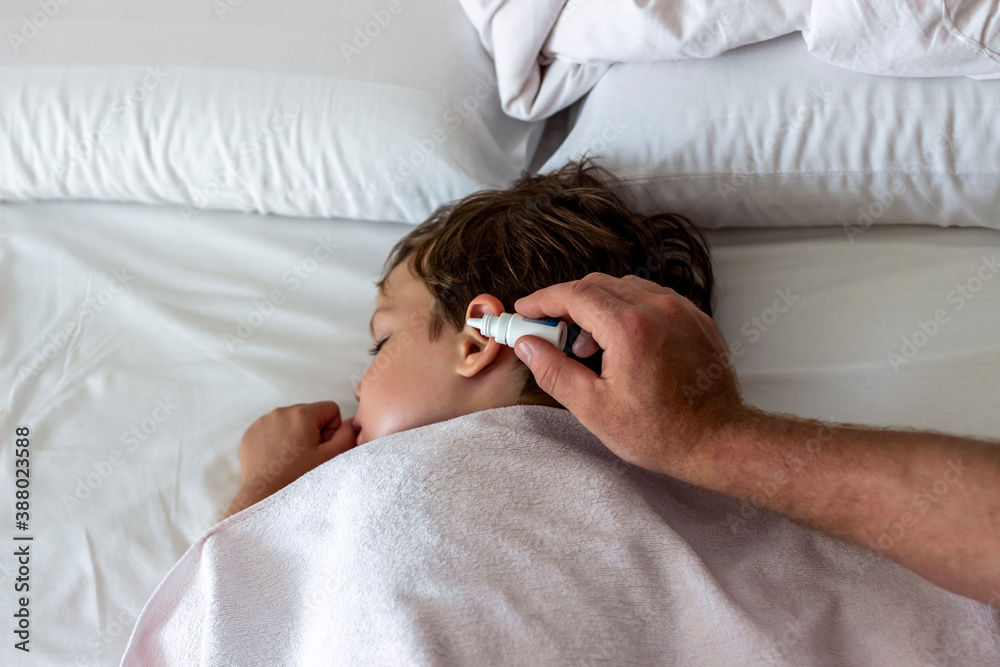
[460,0,1000,120]
[121,405,1000,665]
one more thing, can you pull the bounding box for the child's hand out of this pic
[224,401,358,519]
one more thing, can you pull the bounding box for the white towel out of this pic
[121,405,1000,665]
[459,0,1000,120]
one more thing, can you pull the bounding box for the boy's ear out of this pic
[456,294,507,378]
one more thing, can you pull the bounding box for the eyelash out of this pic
[368,337,387,356]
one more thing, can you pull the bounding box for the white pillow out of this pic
[541,34,1000,232]
[0,0,543,224]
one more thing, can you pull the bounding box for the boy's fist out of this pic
[224,401,359,519]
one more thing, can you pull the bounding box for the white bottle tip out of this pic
[466,317,483,329]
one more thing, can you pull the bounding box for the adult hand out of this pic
[224,401,358,518]
[513,272,746,480]
[516,273,1000,608]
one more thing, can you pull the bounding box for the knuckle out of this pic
[652,292,686,317]
[574,272,603,293]
[623,273,668,294]
[620,274,646,289]
[660,285,682,300]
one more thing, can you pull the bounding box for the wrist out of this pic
[224,483,260,519]
[677,404,781,494]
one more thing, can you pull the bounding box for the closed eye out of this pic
[368,337,388,356]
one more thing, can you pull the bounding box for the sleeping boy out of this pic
[224,157,715,518]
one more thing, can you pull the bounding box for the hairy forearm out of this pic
[686,407,1000,606]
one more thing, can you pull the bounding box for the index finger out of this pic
[513,278,630,351]
[307,401,342,430]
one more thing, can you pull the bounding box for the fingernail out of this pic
[515,341,531,364]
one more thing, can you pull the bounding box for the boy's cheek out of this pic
[364,411,410,444]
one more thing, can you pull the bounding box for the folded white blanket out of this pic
[460,0,1000,120]
[121,405,999,665]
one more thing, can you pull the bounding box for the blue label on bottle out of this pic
[522,317,559,327]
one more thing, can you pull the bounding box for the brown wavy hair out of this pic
[377,156,715,408]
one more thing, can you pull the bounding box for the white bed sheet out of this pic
[1,200,998,665]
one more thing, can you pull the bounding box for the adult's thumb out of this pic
[514,335,597,411]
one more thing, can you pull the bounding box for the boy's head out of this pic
[353,157,714,445]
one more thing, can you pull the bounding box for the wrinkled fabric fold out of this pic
[460,0,1000,120]
[123,405,1000,666]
